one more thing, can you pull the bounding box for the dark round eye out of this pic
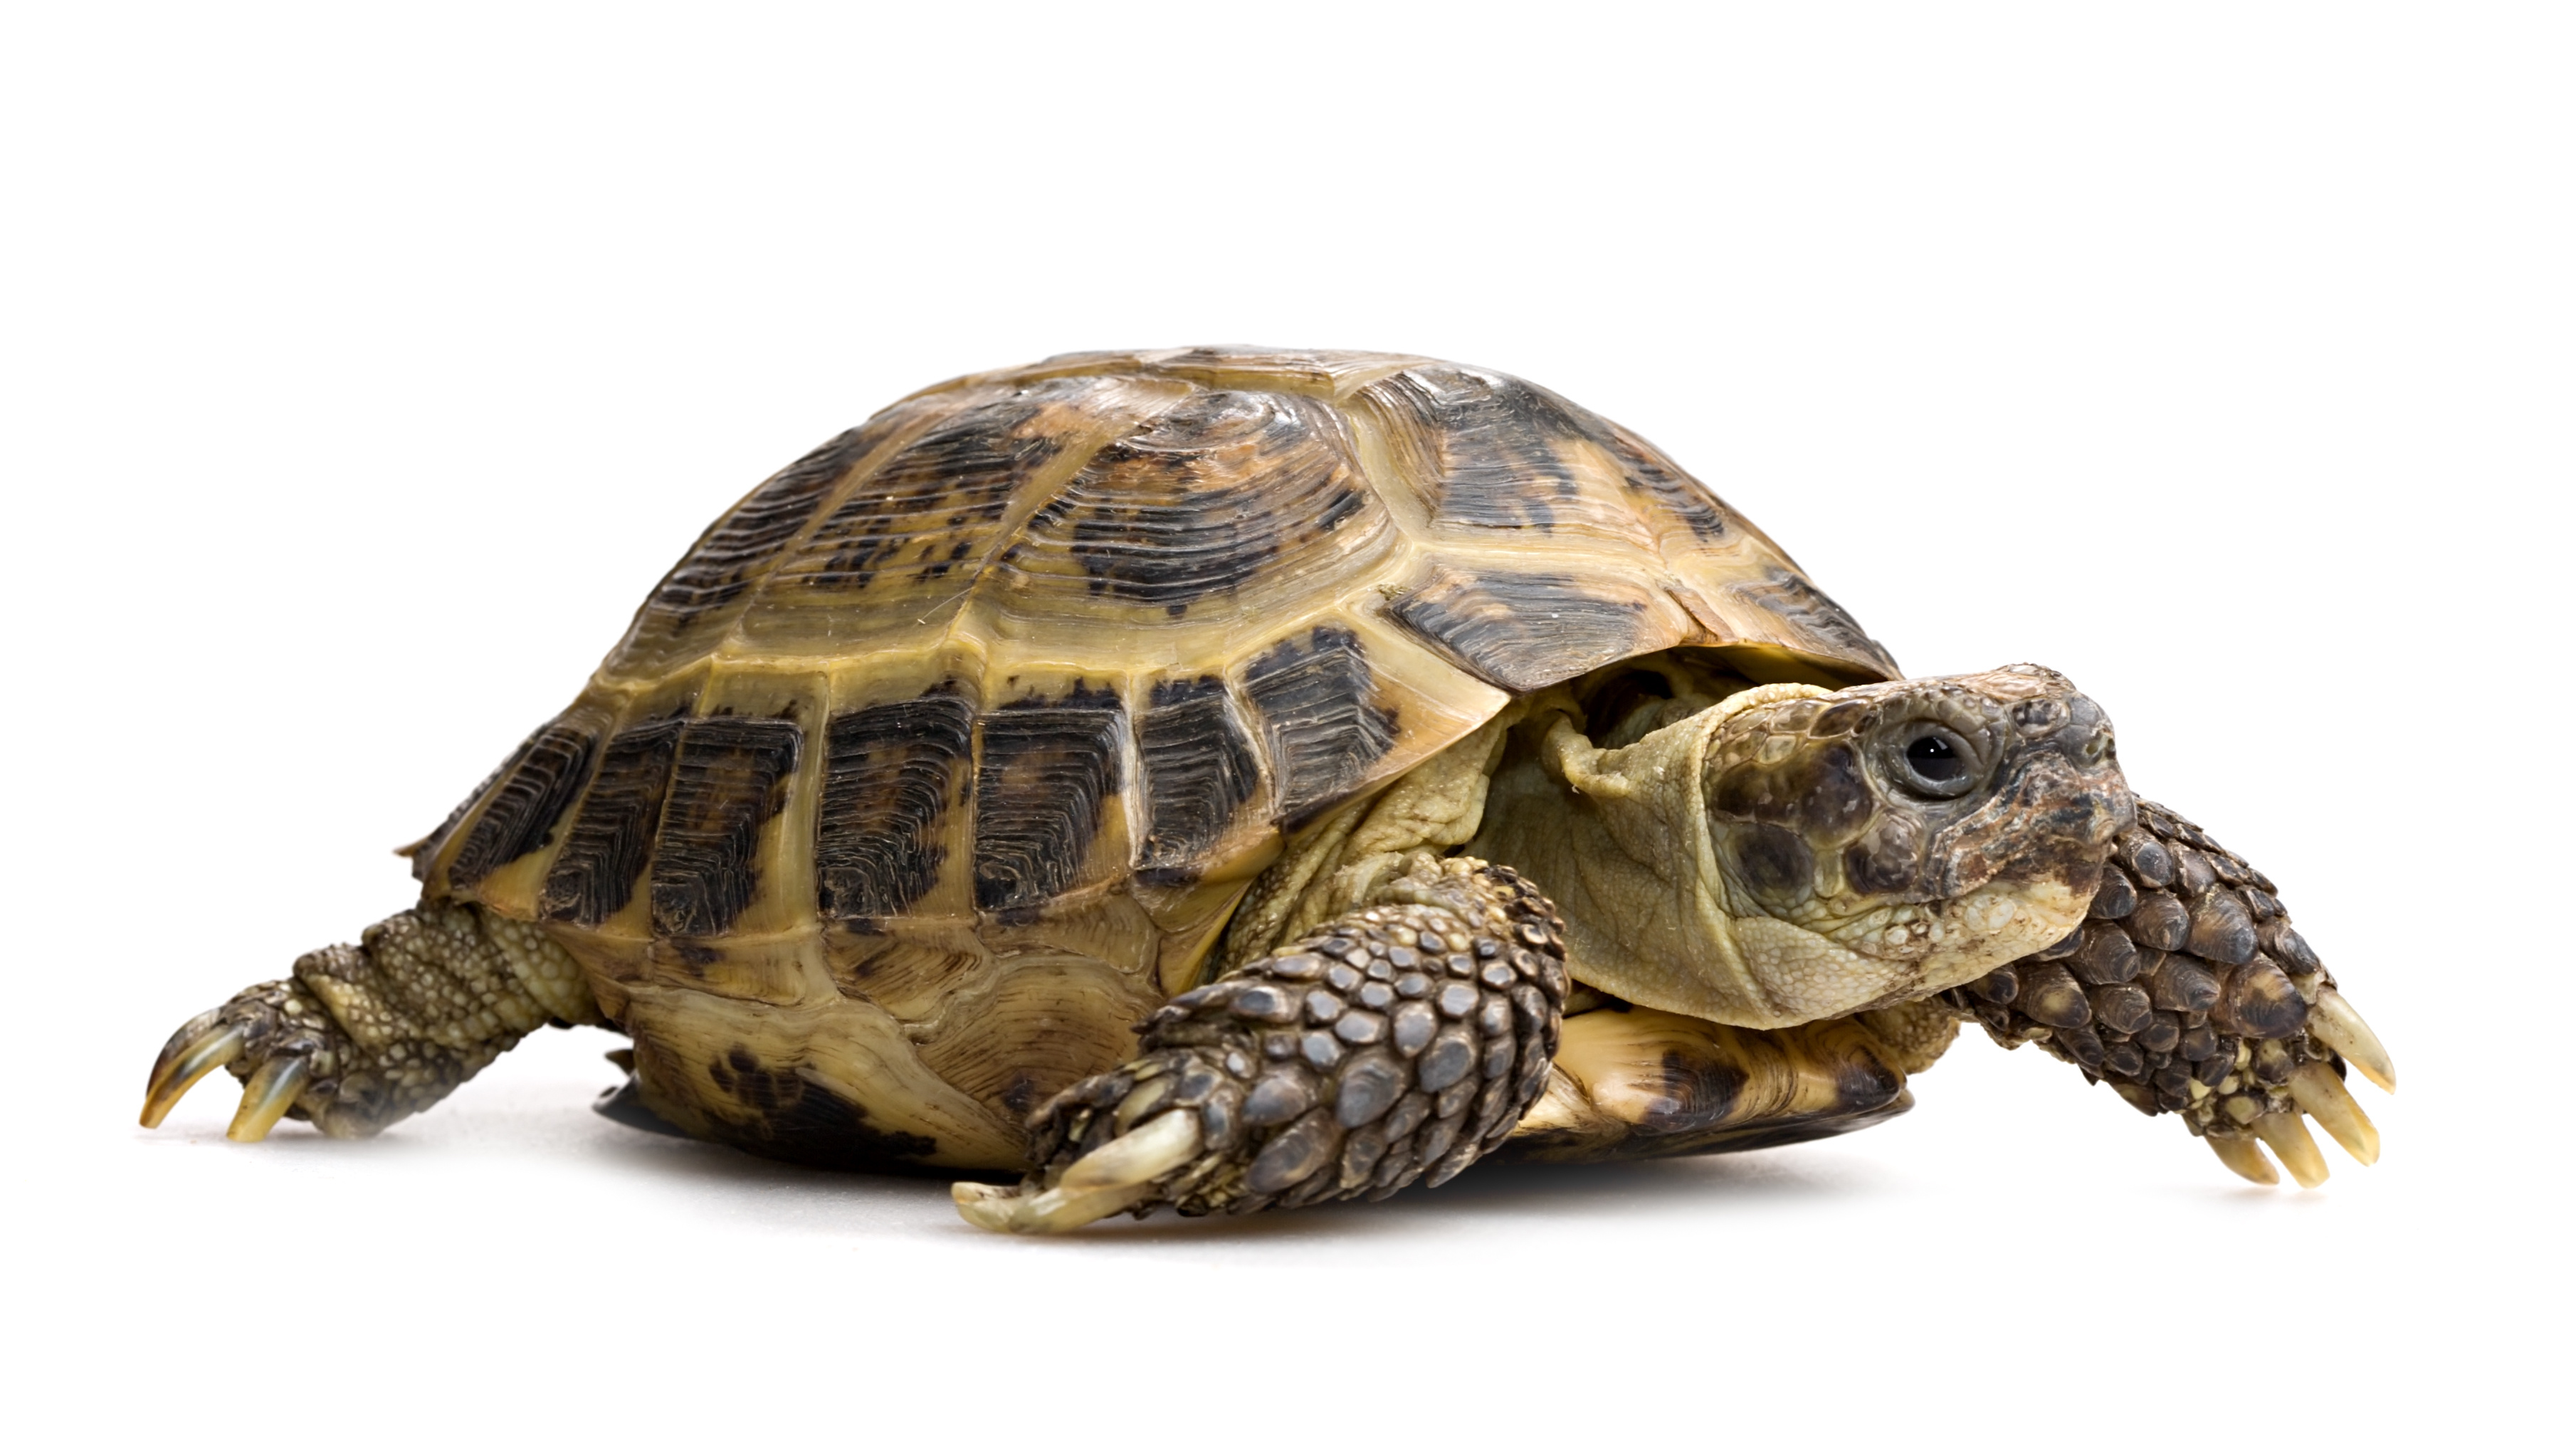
[1889,724,1981,798]
[1905,733,1967,781]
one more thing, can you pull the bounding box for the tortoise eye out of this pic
[1893,726,1980,798]
[1906,734,1965,780]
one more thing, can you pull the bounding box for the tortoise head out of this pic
[1517,665,2132,1026]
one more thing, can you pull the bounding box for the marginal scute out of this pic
[1721,569,1900,680]
[405,727,540,883]
[446,718,600,888]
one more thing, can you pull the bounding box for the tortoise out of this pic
[139,347,2396,1232]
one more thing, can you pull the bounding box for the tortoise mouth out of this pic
[1931,747,2134,902]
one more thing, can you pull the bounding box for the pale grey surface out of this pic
[4,4,2566,1435]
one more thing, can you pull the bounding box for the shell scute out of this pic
[814,685,974,927]
[736,374,1187,658]
[646,714,803,939]
[603,419,894,679]
[1387,566,1678,693]
[537,712,686,929]
[1239,625,1400,827]
[422,710,603,888]
[1008,388,1373,618]
[970,679,1131,916]
[1347,366,1661,548]
[1135,673,1264,880]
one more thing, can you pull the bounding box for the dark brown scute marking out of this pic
[1242,626,1398,825]
[972,682,1127,912]
[816,687,974,923]
[1357,368,1590,530]
[1728,568,1901,677]
[649,717,804,938]
[702,1045,945,1173]
[792,386,1079,591]
[1137,675,1260,873]
[1831,1047,1906,1113]
[1637,1049,1748,1137]
[408,727,543,882]
[1387,570,1646,692]
[634,428,870,629]
[1019,389,1371,615]
[540,717,688,925]
[447,720,599,887]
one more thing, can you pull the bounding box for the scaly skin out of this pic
[140,902,601,1139]
[1945,799,2393,1185]
[954,857,1567,1233]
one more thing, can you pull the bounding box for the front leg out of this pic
[1945,799,2394,1186]
[952,857,1567,1233]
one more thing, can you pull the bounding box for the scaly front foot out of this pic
[952,858,1567,1233]
[1948,799,2394,1187]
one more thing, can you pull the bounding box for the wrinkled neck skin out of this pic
[1470,665,2133,1028]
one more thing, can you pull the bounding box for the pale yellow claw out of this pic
[2286,1061,2380,1165]
[2309,988,2395,1094]
[2207,1132,2279,1186]
[2251,1111,2330,1188]
[953,1109,1203,1235]
[226,1055,310,1142]
[140,1023,247,1128]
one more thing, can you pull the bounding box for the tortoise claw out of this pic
[226,1055,310,1142]
[2309,988,2395,1094]
[2251,1110,2330,1188]
[140,1020,248,1128]
[2286,1061,2380,1165]
[2206,1132,2278,1186]
[952,1109,1204,1235]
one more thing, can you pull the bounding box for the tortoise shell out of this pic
[406,347,1900,1170]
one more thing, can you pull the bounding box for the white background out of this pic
[4,4,2567,1435]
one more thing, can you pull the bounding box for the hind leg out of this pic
[140,901,600,1139]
